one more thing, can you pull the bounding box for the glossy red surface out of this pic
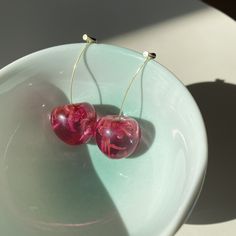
[95,115,141,159]
[50,103,96,145]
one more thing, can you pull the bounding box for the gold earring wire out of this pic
[118,51,156,117]
[69,34,97,104]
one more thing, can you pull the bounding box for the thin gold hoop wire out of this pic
[69,34,96,104]
[119,51,156,117]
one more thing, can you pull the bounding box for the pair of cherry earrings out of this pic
[50,34,156,159]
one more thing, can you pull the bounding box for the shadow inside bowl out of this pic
[0,77,129,236]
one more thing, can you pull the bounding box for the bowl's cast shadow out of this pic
[186,79,236,224]
[0,78,129,236]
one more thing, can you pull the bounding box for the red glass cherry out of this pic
[95,115,141,159]
[50,102,96,145]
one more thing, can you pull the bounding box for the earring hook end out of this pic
[82,34,97,43]
[143,51,156,59]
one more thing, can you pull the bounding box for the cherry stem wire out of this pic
[69,42,93,104]
[118,57,151,117]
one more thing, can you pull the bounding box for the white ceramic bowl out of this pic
[0,44,207,236]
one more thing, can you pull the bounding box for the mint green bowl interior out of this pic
[0,44,207,236]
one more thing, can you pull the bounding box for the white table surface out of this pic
[0,0,235,235]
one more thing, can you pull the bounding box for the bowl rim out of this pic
[0,43,208,236]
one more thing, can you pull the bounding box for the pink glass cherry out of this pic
[50,34,97,145]
[95,51,156,159]
[50,102,96,145]
[95,115,141,159]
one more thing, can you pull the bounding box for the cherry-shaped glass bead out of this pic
[95,115,141,159]
[50,103,96,145]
